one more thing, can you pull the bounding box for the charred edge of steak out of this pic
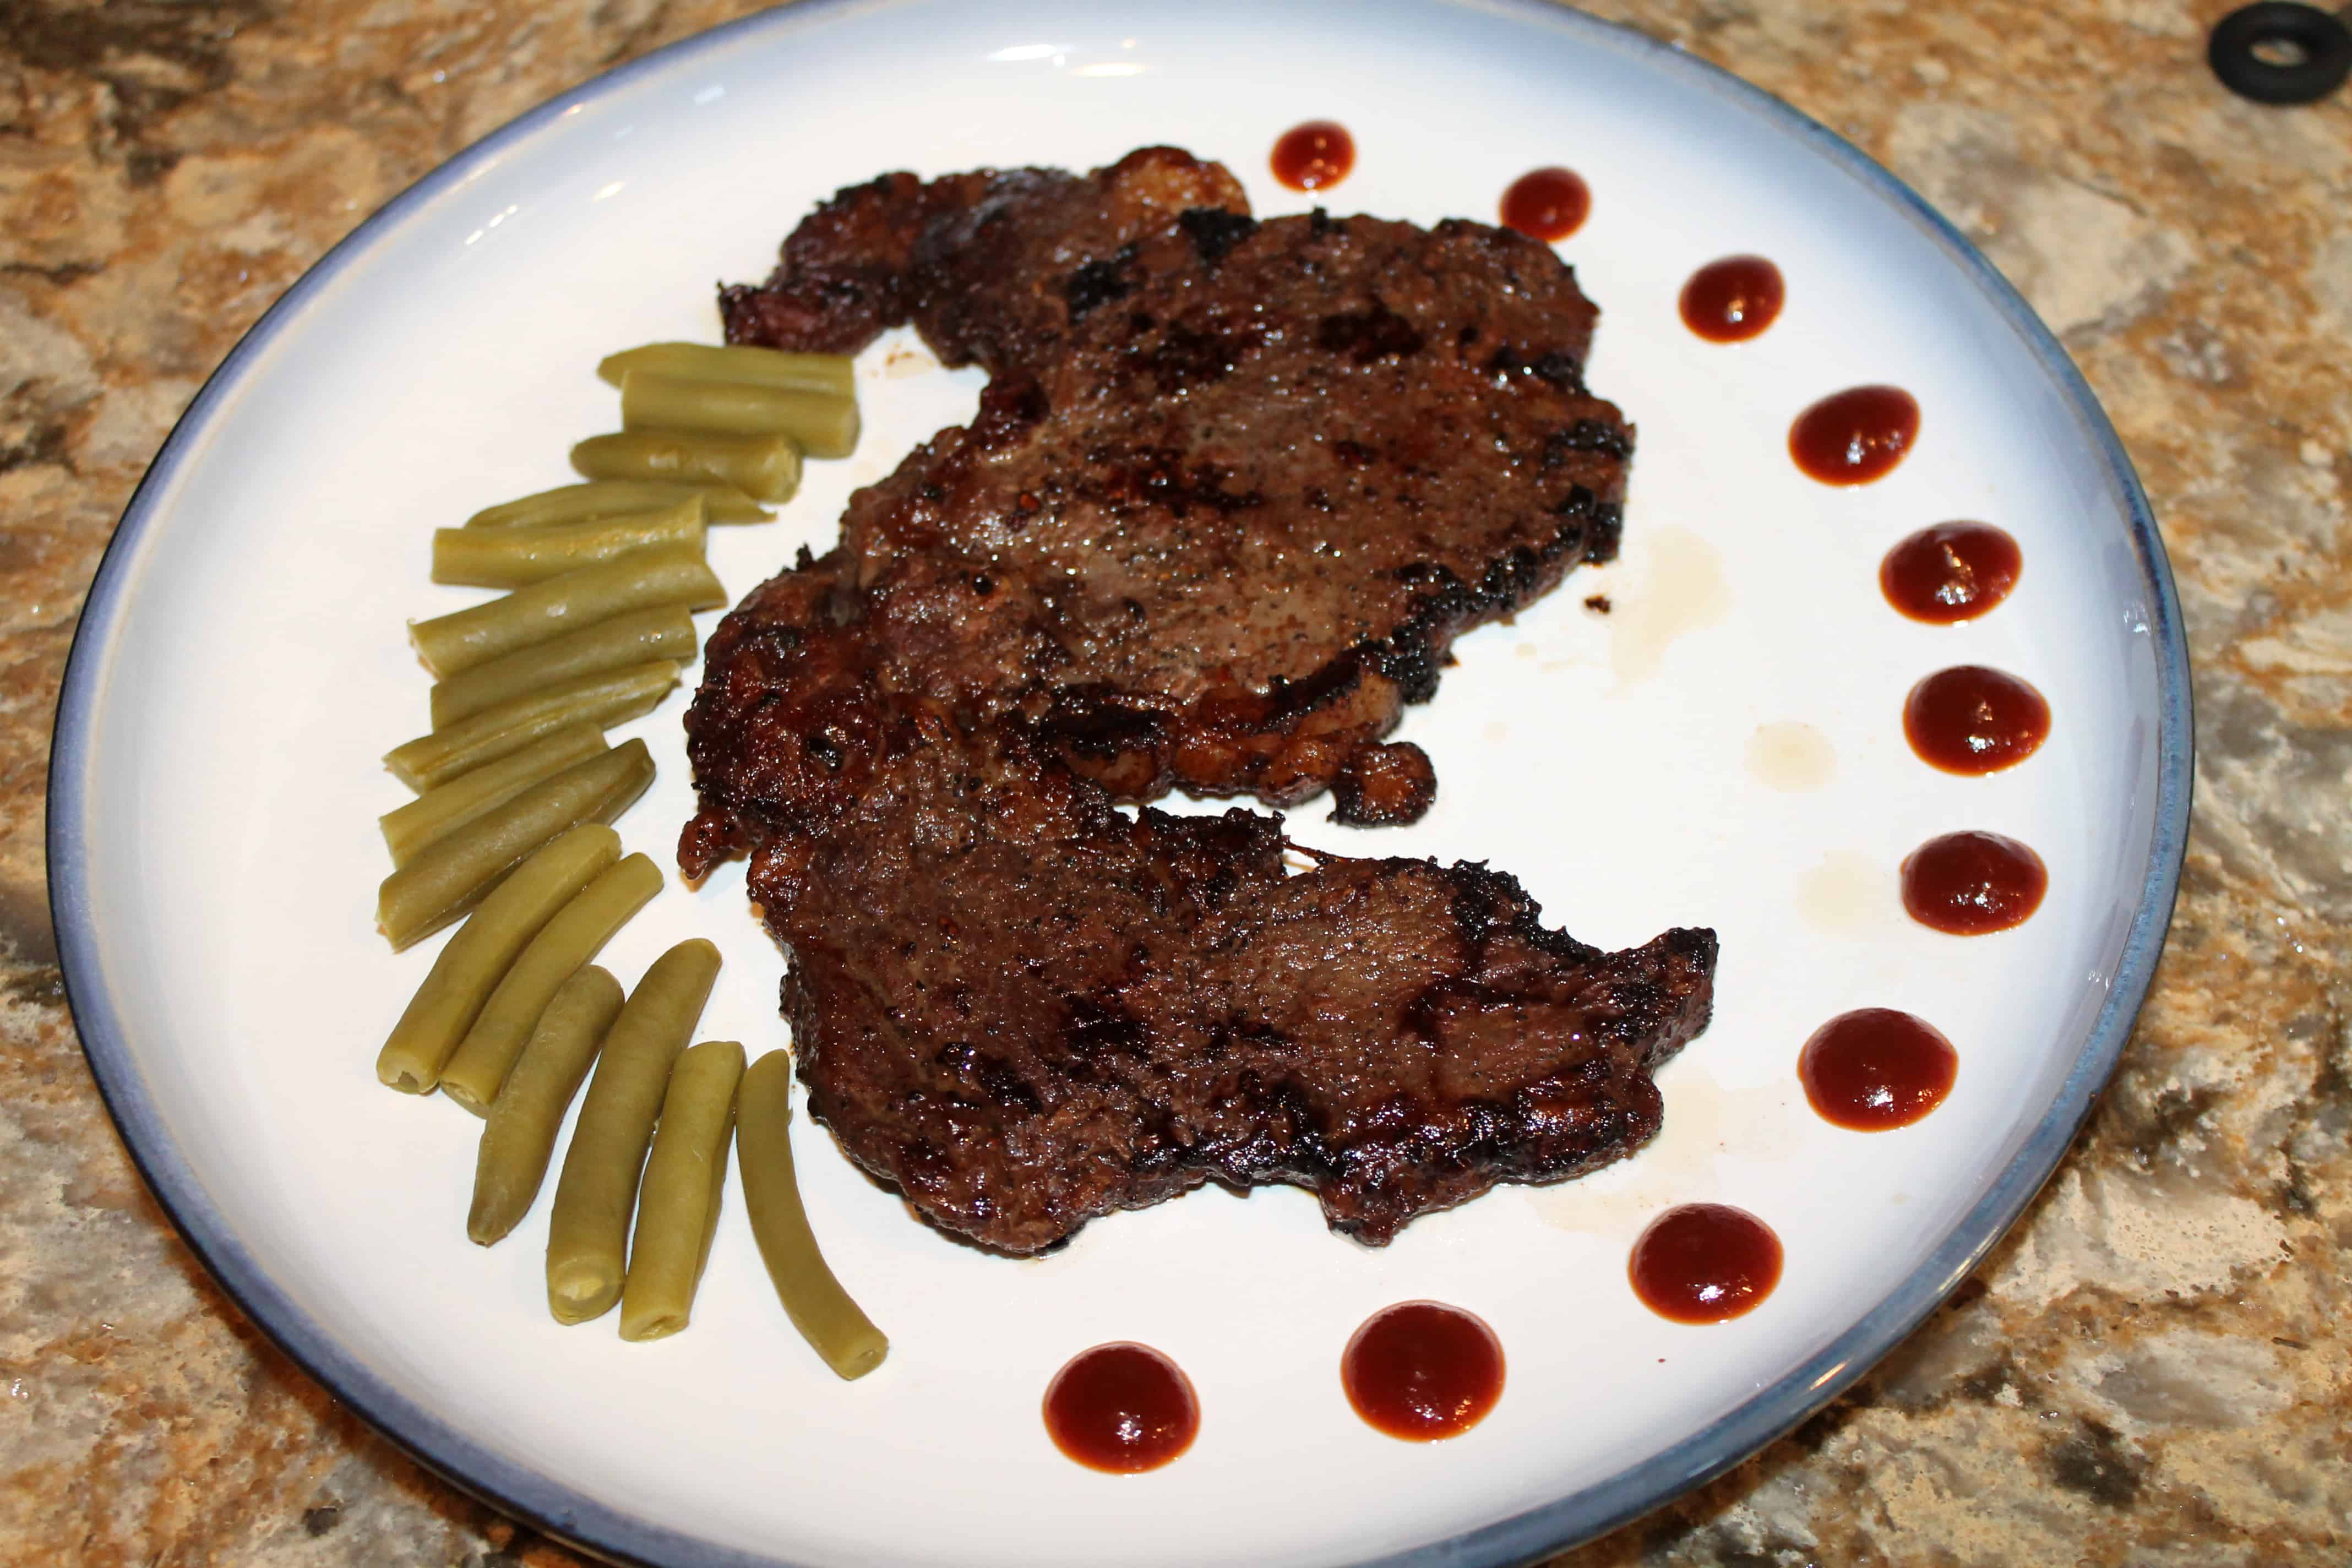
[1371,484,1623,704]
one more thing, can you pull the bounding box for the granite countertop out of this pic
[2,1,2346,1562]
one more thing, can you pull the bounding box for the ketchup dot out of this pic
[1500,167,1591,242]
[1880,522,2021,623]
[1899,830,2047,934]
[1903,665,2050,775]
[1629,1205,1783,1324]
[1271,121,1354,192]
[1789,385,1920,485]
[1043,1343,1199,1473]
[1799,1009,1958,1130]
[1680,255,1784,342]
[1341,1302,1505,1440]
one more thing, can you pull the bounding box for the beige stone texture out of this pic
[1,1,2346,1564]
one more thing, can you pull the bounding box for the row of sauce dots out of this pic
[1036,119,2060,1471]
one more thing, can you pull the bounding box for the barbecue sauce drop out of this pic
[1271,121,1355,192]
[1901,830,2047,934]
[1043,1343,1200,1472]
[1341,1302,1505,1440]
[1629,1205,1783,1324]
[1500,167,1591,242]
[1680,255,1784,341]
[1881,522,2021,623]
[1790,385,1920,484]
[1904,665,2051,775]
[1800,1009,1958,1130]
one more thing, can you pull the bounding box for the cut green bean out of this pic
[467,480,767,528]
[737,1050,888,1379]
[375,741,654,951]
[407,548,724,679]
[439,852,664,1115]
[383,661,678,792]
[428,608,697,730]
[468,966,626,1245]
[374,825,619,1095]
[619,1039,745,1342]
[378,723,606,868]
[620,373,860,461]
[571,430,799,504]
[596,342,855,400]
[546,939,723,1325]
[432,498,705,589]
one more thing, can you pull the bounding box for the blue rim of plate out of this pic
[47,2,2193,1564]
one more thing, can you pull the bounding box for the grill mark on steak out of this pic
[683,149,1713,1254]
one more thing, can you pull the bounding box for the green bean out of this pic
[374,824,619,1094]
[619,1039,745,1341]
[428,608,697,730]
[467,480,767,528]
[407,548,723,679]
[432,498,705,589]
[620,373,860,462]
[439,852,664,1115]
[467,966,625,1244]
[596,342,855,400]
[375,741,654,951]
[383,662,678,792]
[736,1050,888,1379]
[571,430,800,504]
[546,939,722,1325]
[378,723,605,868]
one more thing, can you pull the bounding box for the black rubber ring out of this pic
[2208,2,2352,104]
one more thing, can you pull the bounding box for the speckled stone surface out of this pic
[2,1,2345,1563]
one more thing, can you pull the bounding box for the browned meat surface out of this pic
[689,147,1630,864]
[682,149,1714,1254]
[769,741,1716,1254]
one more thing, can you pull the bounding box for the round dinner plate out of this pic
[50,2,2190,1565]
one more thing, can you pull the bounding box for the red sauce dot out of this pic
[1680,255,1784,342]
[1900,830,2047,934]
[1880,522,2021,623]
[1341,1302,1505,1441]
[1790,385,1920,485]
[1043,1343,1199,1473]
[1629,1205,1783,1324]
[1799,1009,1958,1130]
[1904,666,2050,775]
[1499,167,1591,242]
[1271,121,1354,192]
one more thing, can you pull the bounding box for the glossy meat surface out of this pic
[692,147,1631,860]
[682,150,1711,1253]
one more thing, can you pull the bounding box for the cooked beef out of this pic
[1329,742,1438,827]
[681,149,1713,1254]
[721,561,1714,1252]
[688,148,1631,864]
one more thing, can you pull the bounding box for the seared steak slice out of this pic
[690,149,1629,859]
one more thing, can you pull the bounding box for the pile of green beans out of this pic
[372,337,881,1360]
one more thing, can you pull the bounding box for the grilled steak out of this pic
[682,149,1715,1253]
[688,148,1631,867]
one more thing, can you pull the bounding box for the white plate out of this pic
[51,3,2190,1565]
